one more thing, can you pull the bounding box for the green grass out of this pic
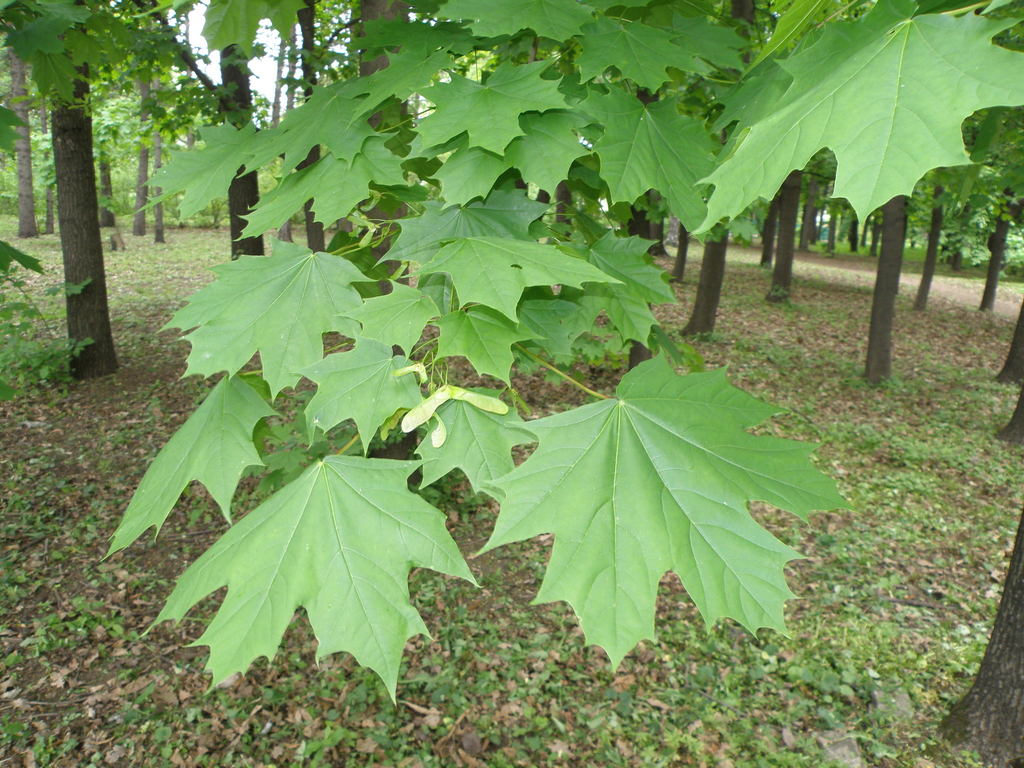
[1,219,1021,766]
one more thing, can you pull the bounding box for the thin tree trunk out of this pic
[219,46,264,258]
[52,76,118,379]
[864,196,906,384]
[980,196,1021,312]
[132,80,150,237]
[41,104,55,234]
[152,129,165,243]
[271,28,289,127]
[284,25,299,114]
[671,219,688,282]
[913,185,944,311]
[98,159,115,227]
[940,503,1024,767]
[297,0,325,252]
[869,214,881,257]
[682,231,728,335]
[8,50,38,238]
[997,300,1024,385]
[767,170,802,303]
[760,193,779,267]
[555,181,571,225]
[799,176,819,250]
[847,215,858,253]
[826,207,836,254]
[647,190,667,258]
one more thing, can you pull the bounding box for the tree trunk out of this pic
[913,185,944,312]
[51,76,118,379]
[555,181,571,225]
[671,219,688,282]
[271,27,290,127]
[997,300,1024,385]
[132,80,150,237]
[798,176,818,250]
[626,205,655,361]
[864,195,906,384]
[767,170,802,303]
[980,197,1021,312]
[97,159,115,227]
[297,0,326,252]
[940,503,1024,767]
[219,46,264,258]
[647,190,667,257]
[152,129,165,243]
[682,231,728,335]
[847,215,858,253]
[8,51,38,238]
[869,214,881,257]
[826,208,837,254]
[760,193,779,267]
[42,103,55,234]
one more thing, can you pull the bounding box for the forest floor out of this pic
[2,225,1023,768]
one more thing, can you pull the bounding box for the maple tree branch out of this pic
[514,344,610,400]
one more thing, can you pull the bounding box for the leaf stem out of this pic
[336,433,361,455]
[514,344,610,400]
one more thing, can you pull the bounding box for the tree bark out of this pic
[869,214,881,257]
[671,219,688,282]
[847,215,858,253]
[760,193,779,267]
[767,170,802,303]
[682,231,728,335]
[913,185,944,312]
[132,80,150,237]
[97,159,115,227]
[297,0,325,252]
[646,190,667,257]
[8,50,38,238]
[980,196,1021,312]
[41,104,55,234]
[798,176,819,250]
[51,76,118,379]
[940,503,1024,767]
[219,46,264,258]
[271,27,290,127]
[555,181,571,225]
[152,129,165,243]
[864,196,906,384]
[826,207,837,254]
[998,300,1024,385]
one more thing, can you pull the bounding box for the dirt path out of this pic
[727,247,1023,321]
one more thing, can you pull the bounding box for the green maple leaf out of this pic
[581,283,658,343]
[417,236,619,320]
[518,294,600,358]
[155,456,476,697]
[0,240,42,273]
[417,391,533,491]
[434,145,510,205]
[246,82,375,172]
[344,283,439,355]
[151,124,255,218]
[440,0,595,40]
[701,0,1024,228]
[203,0,304,53]
[350,49,452,115]
[435,306,535,382]
[504,111,590,194]
[668,16,746,71]
[168,242,364,396]
[359,18,478,56]
[108,376,274,554]
[303,339,424,445]
[390,189,549,263]
[577,17,703,89]
[483,358,845,665]
[417,61,568,154]
[0,108,22,153]
[584,89,715,230]
[577,231,675,303]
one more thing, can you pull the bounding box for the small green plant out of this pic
[0,265,90,396]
